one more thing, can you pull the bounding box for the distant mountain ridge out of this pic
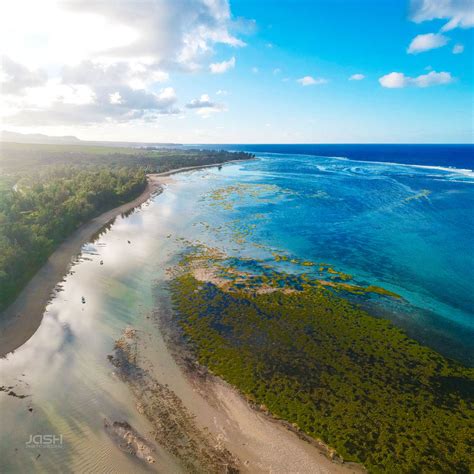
[0,130,181,148]
[1,130,82,145]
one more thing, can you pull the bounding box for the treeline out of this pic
[0,142,253,311]
[0,166,146,311]
[0,142,253,174]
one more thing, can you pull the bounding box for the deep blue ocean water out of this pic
[178,145,474,363]
[191,144,474,169]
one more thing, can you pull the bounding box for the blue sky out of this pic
[1,0,473,143]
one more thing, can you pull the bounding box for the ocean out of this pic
[183,144,474,362]
[190,143,474,170]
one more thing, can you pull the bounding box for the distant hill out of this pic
[0,130,181,148]
[1,130,82,145]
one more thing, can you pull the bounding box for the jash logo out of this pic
[26,434,63,448]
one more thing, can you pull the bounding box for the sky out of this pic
[0,0,473,143]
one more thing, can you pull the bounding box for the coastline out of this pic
[0,158,364,473]
[153,293,365,473]
[0,160,246,358]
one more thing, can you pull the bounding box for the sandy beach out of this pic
[203,376,364,473]
[111,309,365,473]
[0,161,238,358]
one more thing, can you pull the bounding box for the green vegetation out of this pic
[203,182,293,211]
[0,142,252,311]
[170,252,474,473]
[0,142,252,174]
[405,189,431,202]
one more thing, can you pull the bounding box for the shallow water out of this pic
[1,154,473,471]
[215,154,474,360]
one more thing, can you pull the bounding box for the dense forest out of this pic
[170,252,474,473]
[0,142,252,311]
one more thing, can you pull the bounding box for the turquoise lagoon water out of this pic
[177,153,474,363]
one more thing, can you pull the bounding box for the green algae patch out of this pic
[181,247,401,301]
[270,253,400,298]
[364,285,401,299]
[318,281,402,299]
[202,183,296,211]
[405,189,431,202]
[170,254,474,473]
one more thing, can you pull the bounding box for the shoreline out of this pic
[155,293,364,473]
[0,160,247,358]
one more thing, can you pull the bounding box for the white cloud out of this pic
[20,80,96,108]
[109,92,123,104]
[209,56,235,74]
[216,89,228,95]
[0,0,248,127]
[273,68,281,75]
[297,76,327,86]
[407,33,449,53]
[410,0,474,31]
[5,82,179,126]
[128,68,169,90]
[157,87,177,104]
[0,56,47,94]
[413,71,454,87]
[62,0,246,67]
[61,60,169,97]
[251,67,259,74]
[185,93,225,117]
[379,72,409,88]
[349,73,365,81]
[186,94,215,109]
[452,43,464,54]
[379,70,454,88]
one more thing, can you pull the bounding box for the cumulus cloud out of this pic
[379,72,408,89]
[186,94,216,109]
[109,92,123,104]
[297,76,327,86]
[61,0,246,68]
[379,70,454,88]
[1,0,248,127]
[349,73,365,81]
[209,56,235,74]
[407,33,449,53]
[2,56,180,125]
[185,93,225,117]
[410,0,474,31]
[452,43,464,54]
[6,81,179,126]
[61,60,169,93]
[413,71,454,87]
[0,56,47,94]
